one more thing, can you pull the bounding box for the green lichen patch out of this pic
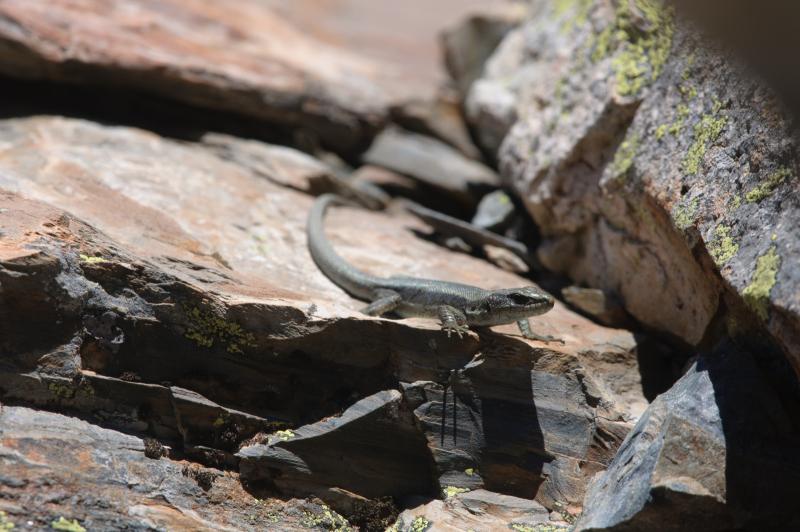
[464,468,475,476]
[509,524,570,532]
[50,517,85,532]
[0,511,14,531]
[555,0,593,32]
[184,306,256,354]
[591,0,675,96]
[742,245,780,321]
[745,166,793,203]
[79,253,109,264]
[682,110,727,175]
[301,504,352,531]
[274,429,295,442]
[409,517,431,532]
[610,132,639,180]
[671,196,698,230]
[708,224,739,266]
[442,486,469,499]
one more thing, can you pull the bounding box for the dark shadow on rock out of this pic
[706,343,800,529]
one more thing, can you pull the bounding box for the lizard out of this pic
[307,193,562,343]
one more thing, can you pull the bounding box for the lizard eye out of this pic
[508,292,532,305]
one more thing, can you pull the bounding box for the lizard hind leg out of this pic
[360,290,402,316]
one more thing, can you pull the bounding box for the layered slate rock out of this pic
[239,390,437,505]
[391,489,561,531]
[362,126,500,208]
[575,345,800,531]
[0,405,339,531]
[470,0,800,375]
[0,0,394,152]
[0,115,646,517]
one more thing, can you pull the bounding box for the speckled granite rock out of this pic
[470,0,800,376]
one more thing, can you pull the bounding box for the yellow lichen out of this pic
[0,511,14,531]
[409,517,431,532]
[591,0,675,96]
[464,468,475,476]
[742,246,780,321]
[50,517,85,532]
[301,504,351,532]
[745,167,792,203]
[79,254,109,264]
[184,306,256,354]
[610,132,639,180]
[442,486,469,499]
[274,429,295,442]
[671,197,698,230]
[708,224,738,266]
[682,110,727,175]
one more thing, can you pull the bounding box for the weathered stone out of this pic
[391,87,483,160]
[0,405,324,531]
[238,390,436,506]
[362,126,500,208]
[561,286,632,328]
[0,115,646,519]
[575,345,800,531]
[473,0,800,375]
[442,2,529,96]
[391,489,558,532]
[0,0,395,152]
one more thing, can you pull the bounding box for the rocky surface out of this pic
[0,0,395,152]
[0,115,646,527]
[472,0,800,376]
[575,344,800,531]
[1,0,798,530]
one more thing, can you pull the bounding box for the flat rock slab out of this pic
[0,405,331,531]
[0,115,645,515]
[0,0,396,152]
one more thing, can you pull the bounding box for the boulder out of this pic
[470,0,800,377]
[575,345,800,530]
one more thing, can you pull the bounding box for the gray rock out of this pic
[575,345,800,531]
[441,2,529,96]
[471,190,517,232]
[473,0,800,375]
[362,126,500,207]
[238,390,436,504]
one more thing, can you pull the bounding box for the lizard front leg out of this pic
[438,305,470,338]
[517,319,564,344]
[360,290,401,316]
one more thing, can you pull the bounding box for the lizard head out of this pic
[463,286,554,326]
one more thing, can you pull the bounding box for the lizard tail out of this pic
[307,194,381,300]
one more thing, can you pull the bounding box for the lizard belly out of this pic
[394,300,441,320]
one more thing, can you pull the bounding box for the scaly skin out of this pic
[307,194,562,342]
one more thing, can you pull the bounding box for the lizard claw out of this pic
[442,324,470,338]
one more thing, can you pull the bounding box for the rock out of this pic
[0,115,648,517]
[238,390,437,505]
[0,0,395,152]
[0,405,324,531]
[391,87,483,160]
[471,190,518,232]
[473,0,800,376]
[575,344,800,531]
[561,286,632,328]
[441,2,529,96]
[391,489,558,532]
[362,127,500,208]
